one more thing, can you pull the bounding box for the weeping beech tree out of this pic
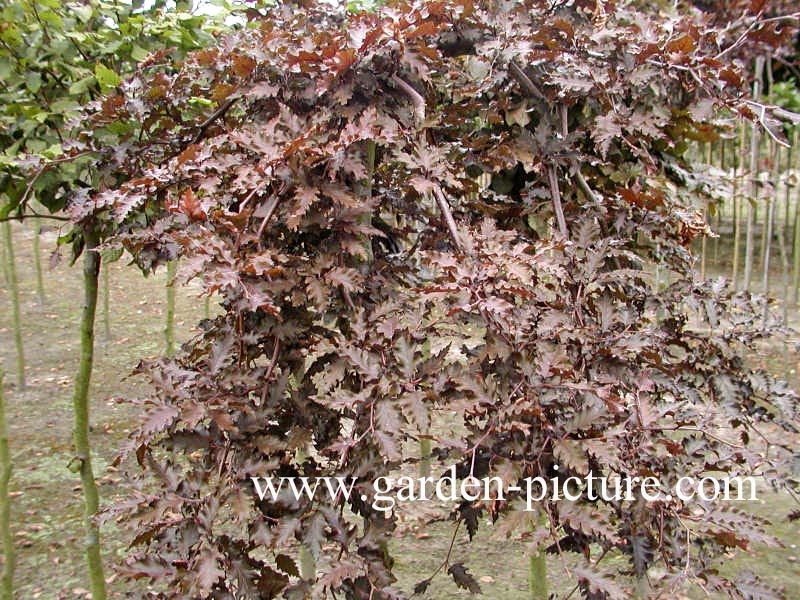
[63,0,800,598]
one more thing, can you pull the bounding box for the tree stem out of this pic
[1,223,25,391]
[71,227,106,600]
[744,56,764,291]
[0,372,15,600]
[102,263,111,341]
[165,260,177,356]
[529,513,548,599]
[32,221,45,304]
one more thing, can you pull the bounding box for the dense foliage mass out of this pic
[30,0,800,598]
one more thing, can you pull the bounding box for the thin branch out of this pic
[573,169,601,206]
[17,150,96,210]
[716,13,800,60]
[714,11,766,60]
[744,99,800,125]
[191,97,238,145]
[391,74,425,122]
[433,186,463,251]
[772,55,800,82]
[508,61,546,102]
[259,339,281,405]
[256,196,280,250]
[547,165,569,238]
[746,102,792,148]
[0,213,70,223]
[239,179,269,214]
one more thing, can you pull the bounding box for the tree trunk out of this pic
[32,222,45,305]
[71,227,107,600]
[744,56,764,292]
[1,223,25,391]
[165,260,177,357]
[0,372,15,600]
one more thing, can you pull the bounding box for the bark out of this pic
[71,227,107,600]
[0,372,14,600]
[714,141,726,264]
[1,223,25,391]
[295,447,316,581]
[732,169,741,290]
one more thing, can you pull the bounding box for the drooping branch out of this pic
[391,74,426,122]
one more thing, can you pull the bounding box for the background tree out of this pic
[0,372,14,600]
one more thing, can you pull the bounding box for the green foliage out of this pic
[0,0,229,217]
[770,81,800,135]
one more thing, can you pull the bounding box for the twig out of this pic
[419,516,463,586]
[433,186,463,251]
[715,12,800,60]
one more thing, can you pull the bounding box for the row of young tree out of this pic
[1,1,800,599]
